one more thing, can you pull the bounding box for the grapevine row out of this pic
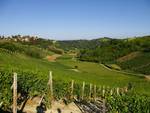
[0,69,150,113]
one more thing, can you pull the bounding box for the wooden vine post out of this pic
[116,87,119,95]
[102,99,106,113]
[124,86,128,93]
[94,85,97,101]
[71,80,74,99]
[98,86,101,99]
[110,89,113,96]
[13,73,17,113]
[89,83,92,100]
[81,81,85,100]
[102,86,105,97]
[48,71,53,106]
[38,94,45,106]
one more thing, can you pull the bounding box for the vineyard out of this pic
[0,69,150,113]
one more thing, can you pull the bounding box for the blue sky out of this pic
[0,0,150,40]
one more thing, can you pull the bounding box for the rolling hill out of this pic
[58,36,150,75]
[1,36,150,112]
[0,43,150,95]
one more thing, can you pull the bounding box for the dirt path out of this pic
[47,101,81,113]
[46,54,62,62]
[21,97,105,113]
[22,97,81,113]
[100,64,144,76]
[145,76,150,80]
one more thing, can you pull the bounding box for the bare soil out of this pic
[46,54,61,62]
[117,52,140,62]
[22,97,81,113]
[69,69,80,72]
[145,76,150,80]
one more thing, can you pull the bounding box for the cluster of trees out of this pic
[57,38,111,51]
[48,46,64,54]
[77,36,150,62]
[57,36,150,74]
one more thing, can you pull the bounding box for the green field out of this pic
[0,50,150,95]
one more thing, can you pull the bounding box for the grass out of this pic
[0,50,150,95]
[57,56,150,95]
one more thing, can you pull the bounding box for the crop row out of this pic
[0,69,150,112]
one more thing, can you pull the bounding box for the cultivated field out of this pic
[0,50,150,95]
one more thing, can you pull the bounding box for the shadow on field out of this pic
[36,103,46,113]
[0,109,10,113]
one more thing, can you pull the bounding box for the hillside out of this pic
[0,36,150,112]
[0,42,149,94]
[0,46,150,100]
[1,35,150,75]
[71,36,150,75]
[117,51,150,75]
[56,36,150,75]
[57,37,111,51]
[1,46,149,88]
